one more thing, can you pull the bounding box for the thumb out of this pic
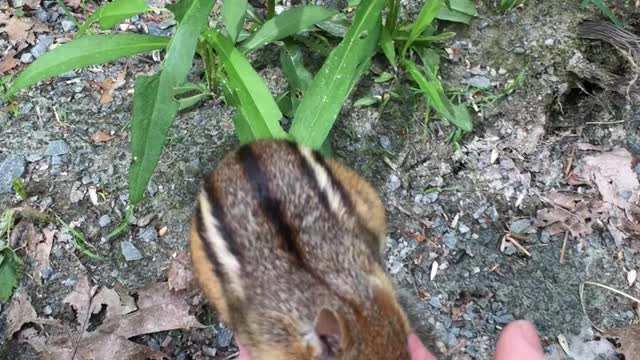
[494,320,545,360]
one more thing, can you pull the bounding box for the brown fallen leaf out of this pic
[64,0,83,8]
[27,228,54,285]
[0,51,19,74]
[7,290,38,338]
[41,333,169,360]
[24,0,42,9]
[167,252,195,292]
[606,325,640,360]
[98,68,127,104]
[91,131,113,143]
[1,16,34,42]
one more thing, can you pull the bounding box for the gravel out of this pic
[30,36,54,58]
[121,241,143,261]
[0,155,25,193]
[45,140,70,156]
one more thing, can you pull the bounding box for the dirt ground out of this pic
[1,0,639,359]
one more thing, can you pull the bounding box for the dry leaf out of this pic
[62,275,95,331]
[606,325,640,360]
[99,77,114,104]
[64,0,83,8]
[167,252,195,292]
[28,228,54,284]
[1,16,34,42]
[0,52,18,74]
[24,0,42,9]
[41,333,169,360]
[414,232,426,243]
[91,131,113,143]
[7,291,38,338]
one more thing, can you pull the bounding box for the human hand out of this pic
[234,320,544,360]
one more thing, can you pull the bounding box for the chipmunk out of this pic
[190,139,424,359]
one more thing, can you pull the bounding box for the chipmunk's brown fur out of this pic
[191,140,413,359]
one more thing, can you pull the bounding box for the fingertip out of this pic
[408,334,438,360]
[494,320,544,360]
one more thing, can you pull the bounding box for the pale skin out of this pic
[235,320,545,360]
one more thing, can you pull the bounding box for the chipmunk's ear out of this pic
[306,308,346,359]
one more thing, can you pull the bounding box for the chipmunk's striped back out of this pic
[190,140,411,359]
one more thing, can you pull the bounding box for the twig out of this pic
[506,235,531,257]
[564,146,575,177]
[584,120,626,125]
[507,232,530,241]
[560,231,569,264]
[579,281,640,333]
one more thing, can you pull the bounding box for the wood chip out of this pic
[91,131,113,143]
[506,235,531,257]
[158,226,168,237]
[560,231,569,264]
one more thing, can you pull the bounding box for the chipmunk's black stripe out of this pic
[238,144,305,265]
[284,141,331,212]
[204,182,243,262]
[311,150,383,264]
[311,150,355,211]
[194,201,227,284]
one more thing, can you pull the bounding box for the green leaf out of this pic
[129,0,216,204]
[205,31,288,143]
[240,5,336,53]
[289,0,385,150]
[401,0,443,56]
[0,209,15,244]
[5,34,168,98]
[403,59,472,132]
[436,7,472,23]
[222,0,247,42]
[353,96,381,107]
[77,0,152,36]
[582,0,622,27]
[380,27,396,68]
[11,179,26,200]
[393,31,456,44]
[316,13,350,37]
[374,71,394,83]
[447,0,478,16]
[0,249,23,303]
[280,44,313,112]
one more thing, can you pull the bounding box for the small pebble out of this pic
[0,155,26,194]
[429,296,442,309]
[30,36,54,58]
[379,136,391,150]
[509,219,532,234]
[443,233,457,249]
[464,75,491,89]
[35,9,49,22]
[202,346,217,357]
[423,192,438,203]
[217,327,234,347]
[512,46,526,54]
[458,223,470,234]
[635,163,640,175]
[50,155,62,166]
[121,241,143,261]
[544,38,554,46]
[140,227,158,242]
[146,180,159,197]
[43,305,52,315]
[387,175,401,191]
[19,52,34,64]
[61,19,76,32]
[98,215,111,228]
[45,140,70,156]
[26,154,44,162]
[158,226,168,237]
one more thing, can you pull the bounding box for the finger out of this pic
[494,320,545,360]
[236,344,253,360]
[408,334,438,360]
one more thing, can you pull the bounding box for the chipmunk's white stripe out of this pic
[198,190,245,298]
[298,146,347,219]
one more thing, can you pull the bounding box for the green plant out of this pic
[4,0,475,207]
[0,209,22,303]
[56,215,102,260]
[11,179,27,200]
[499,0,525,13]
[580,0,622,27]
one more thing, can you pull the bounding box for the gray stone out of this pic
[146,180,158,197]
[35,9,49,22]
[50,155,62,166]
[464,76,491,89]
[429,296,442,309]
[443,233,457,249]
[98,215,111,228]
[379,136,391,149]
[19,52,34,64]
[0,155,26,193]
[19,101,33,114]
[120,241,143,261]
[43,305,52,315]
[635,163,640,175]
[217,327,234,347]
[26,154,44,162]
[45,140,70,156]
[10,0,25,6]
[512,46,526,54]
[30,36,54,58]
[423,192,438,203]
[509,219,532,234]
[202,346,217,357]
[61,19,76,32]
[140,227,158,242]
[387,175,401,191]
[494,313,514,325]
[458,223,470,234]
[486,207,499,221]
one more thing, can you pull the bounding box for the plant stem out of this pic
[267,0,276,19]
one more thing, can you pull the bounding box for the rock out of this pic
[35,9,49,22]
[423,192,438,203]
[61,19,76,32]
[26,154,43,162]
[443,233,457,249]
[544,38,555,46]
[0,155,26,193]
[140,227,158,242]
[458,223,470,234]
[217,327,233,347]
[98,215,111,228]
[19,52,34,64]
[19,101,34,114]
[464,75,491,89]
[379,136,391,150]
[512,46,526,54]
[387,175,401,191]
[10,0,25,6]
[202,346,217,357]
[121,241,143,261]
[635,163,640,175]
[45,140,70,156]
[486,207,499,221]
[30,36,54,58]
[43,305,52,315]
[509,219,533,234]
[429,296,442,309]
[146,180,158,197]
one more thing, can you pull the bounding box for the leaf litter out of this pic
[8,253,205,360]
[536,146,640,245]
